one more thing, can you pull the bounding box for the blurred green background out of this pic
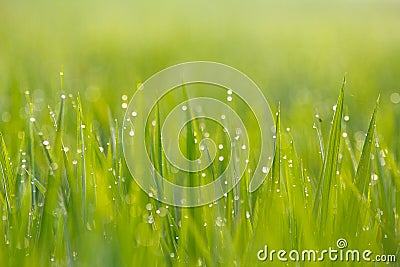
[1,1,400,266]
[0,0,399,156]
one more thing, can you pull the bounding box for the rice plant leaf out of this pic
[313,78,345,229]
[355,96,379,196]
[0,132,14,210]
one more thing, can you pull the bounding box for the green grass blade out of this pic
[0,132,13,209]
[313,78,345,233]
[355,96,379,195]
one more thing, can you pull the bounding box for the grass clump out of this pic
[0,74,398,267]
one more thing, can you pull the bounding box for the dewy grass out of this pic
[0,78,399,266]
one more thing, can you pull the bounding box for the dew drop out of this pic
[218,144,224,150]
[156,207,168,217]
[182,105,187,111]
[147,214,154,224]
[227,96,232,102]
[218,156,224,162]
[262,166,268,174]
[227,89,233,95]
[145,203,153,211]
[215,217,225,227]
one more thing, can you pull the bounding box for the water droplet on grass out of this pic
[147,214,154,224]
[215,217,225,227]
[145,203,153,211]
[262,166,268,174]
[156,207,168,217]
[246,211,251,219]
